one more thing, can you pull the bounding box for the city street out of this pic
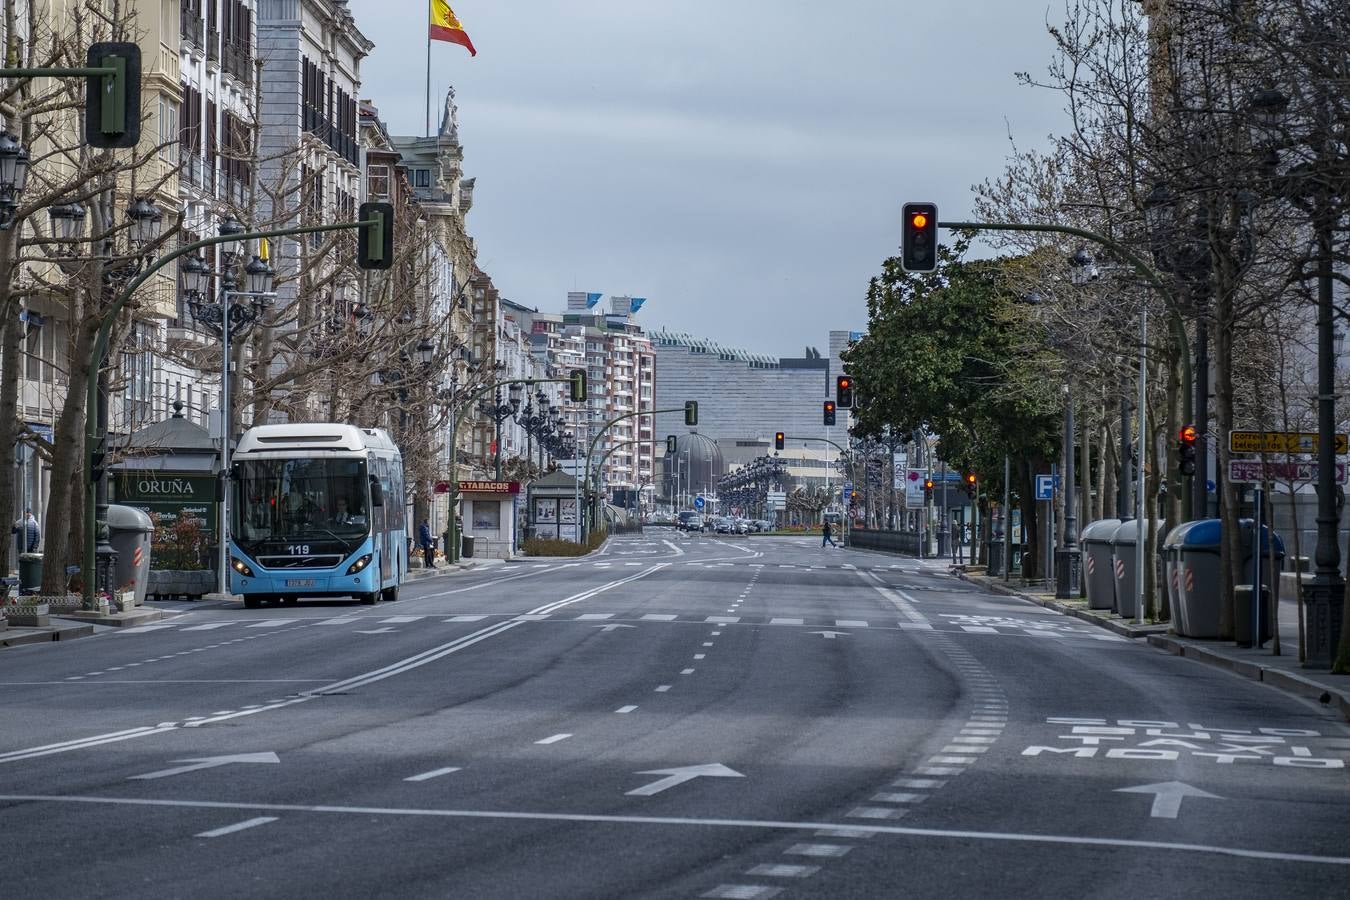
[2,534,1348,899]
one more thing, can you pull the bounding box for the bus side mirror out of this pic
[370,476,384,507]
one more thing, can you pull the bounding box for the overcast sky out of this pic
[347,1,1068,356]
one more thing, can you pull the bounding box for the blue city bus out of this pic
[228,424,407,609]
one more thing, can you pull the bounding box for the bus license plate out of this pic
[286,579,315,588]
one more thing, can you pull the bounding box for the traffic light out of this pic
[666,435,678,454]
[774,432,785,451]
[1178,424,1198,476]
[924,477,935,501]
[964,472,977,498]
[357,201,395,269]
[901,201,939,272]
[684,400,698,426]
[823,400,836,426]
[569,368,587,402]
[85,42,141,148]
[835,375,854,409]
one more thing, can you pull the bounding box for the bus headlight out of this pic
[346,554,373,575]
[231,557,255,577]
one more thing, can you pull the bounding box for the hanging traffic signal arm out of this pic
[1,43,141,148]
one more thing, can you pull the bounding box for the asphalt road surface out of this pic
[2,532,1347,899]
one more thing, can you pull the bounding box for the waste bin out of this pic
[18,552,42,593]
[987,540,1004,578]
[1111,519,1163,620]
[461,535,475,559]
[1168,518,1283,639]
[107,504,154,606]
[1234,584,1272,648]
[1163,521,1200,636]
[1080,519,1123,611]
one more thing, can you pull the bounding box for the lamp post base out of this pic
[1303,575,1345,669]
[1054,548,1081,600]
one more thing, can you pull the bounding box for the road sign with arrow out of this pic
[1114,781,1220,819]
[130,752,280,781]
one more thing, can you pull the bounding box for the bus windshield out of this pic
[232,458,370,545]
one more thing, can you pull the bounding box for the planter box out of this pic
[5,602,50,627]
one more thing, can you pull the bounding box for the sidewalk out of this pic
[958,569,1350,722]
[405,557,508,581]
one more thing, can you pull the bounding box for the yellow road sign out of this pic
[1229,431,1349,455]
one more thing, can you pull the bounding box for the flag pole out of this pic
[425,0,432,137]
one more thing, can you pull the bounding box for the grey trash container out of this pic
[18,552,43,592]
[106,504,155,606]
[1235,520,1284,647]
[461,535,475,559]
[1080,518,1123,610]
[1163,521,1200,636]
[1170,518,1283,639]
[1111,519,1163,620]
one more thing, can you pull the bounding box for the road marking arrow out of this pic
[593,624,636,632]
[1114,781,1220,819]
[807,630,850,640]
[626,763,744,797]
[130,752,281,781]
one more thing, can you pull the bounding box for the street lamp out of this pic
[184,220,275,598]
[126,196,163,249]
[417,337,435,367]
[0,132,30,229]
[48,201,87,242]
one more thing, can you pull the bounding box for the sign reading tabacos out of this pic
[458,480,520,494]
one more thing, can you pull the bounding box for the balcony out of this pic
[181,10,204,50]
[206,28,219,65]
[222,42,252,85]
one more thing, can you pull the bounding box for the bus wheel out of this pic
[381,586,399,603]
[243,596,261,610]
[359,592,378,605]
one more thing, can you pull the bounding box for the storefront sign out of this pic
[458,480,521,494]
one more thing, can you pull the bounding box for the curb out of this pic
[957,572,1167,639]
[1147,633,1350,723]
[0,622,95,649]
[54,608,168,628]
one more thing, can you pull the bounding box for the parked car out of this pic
[732,518,751,534]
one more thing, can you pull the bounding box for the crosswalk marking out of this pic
[181,623,231,631]
[446,615,488,622]
[247,620,297,628]
[960,625,998,633]
[317,617,362,626]
[705,616,739,623]
[836,619,868,628]
[379,616,423,624]
[641,614,678,621]
[769,617,804,625]
[576,613,613,620]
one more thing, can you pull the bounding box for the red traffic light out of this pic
[1179,424,1198,445]
[838,377,851,389]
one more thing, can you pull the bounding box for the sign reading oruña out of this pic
[1229,431,1348,455]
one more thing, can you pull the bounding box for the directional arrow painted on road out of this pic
[625,763,744,797]
[1114,781,1220,819]
[807,630,850,640]
[593,624,636,632]
[130,752,281,781]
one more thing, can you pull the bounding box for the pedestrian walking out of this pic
[822,520,836,548]
[418,519,436,569]
[12,509,40,553]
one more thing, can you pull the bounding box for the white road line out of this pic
[535,734,572,745]
[181,623,232,631]
[702,886,780,899]
[786,844,852,858]
[848,807,902,819]
[119,624,178,634]
[873,792,924,803]
[769,617,804,625]
[642,614,678,621]
[576,613,614,620]
[960,625,999,634]
[836,619,869,628]
[615,706,638,714]
[446,615,488,622]
[195,816,278,838]
[379,616,424,624]
[694,654,706,660]
[929,755,978,765]
[247,620,297,628]
[746,864,819,878]
[654,685,672,692]
[680,668,696,675]
[706,616,739,624]
[893,778,945,789]
[403,767,462,782]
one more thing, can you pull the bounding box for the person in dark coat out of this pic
[822,520,836,548]
[418,520,436,568]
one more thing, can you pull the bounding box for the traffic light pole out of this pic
[444,377,574,565]
[583,407,687,541]
[80,219,378,611]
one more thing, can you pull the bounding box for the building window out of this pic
[414,168,430,188]
[367,163,390,199]
[158,97,178,161]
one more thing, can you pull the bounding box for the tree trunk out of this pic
[0,228,18,576]
[1214,295,1239,641]
[40,315,94,594]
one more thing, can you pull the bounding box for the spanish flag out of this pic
[430,1,476,56]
